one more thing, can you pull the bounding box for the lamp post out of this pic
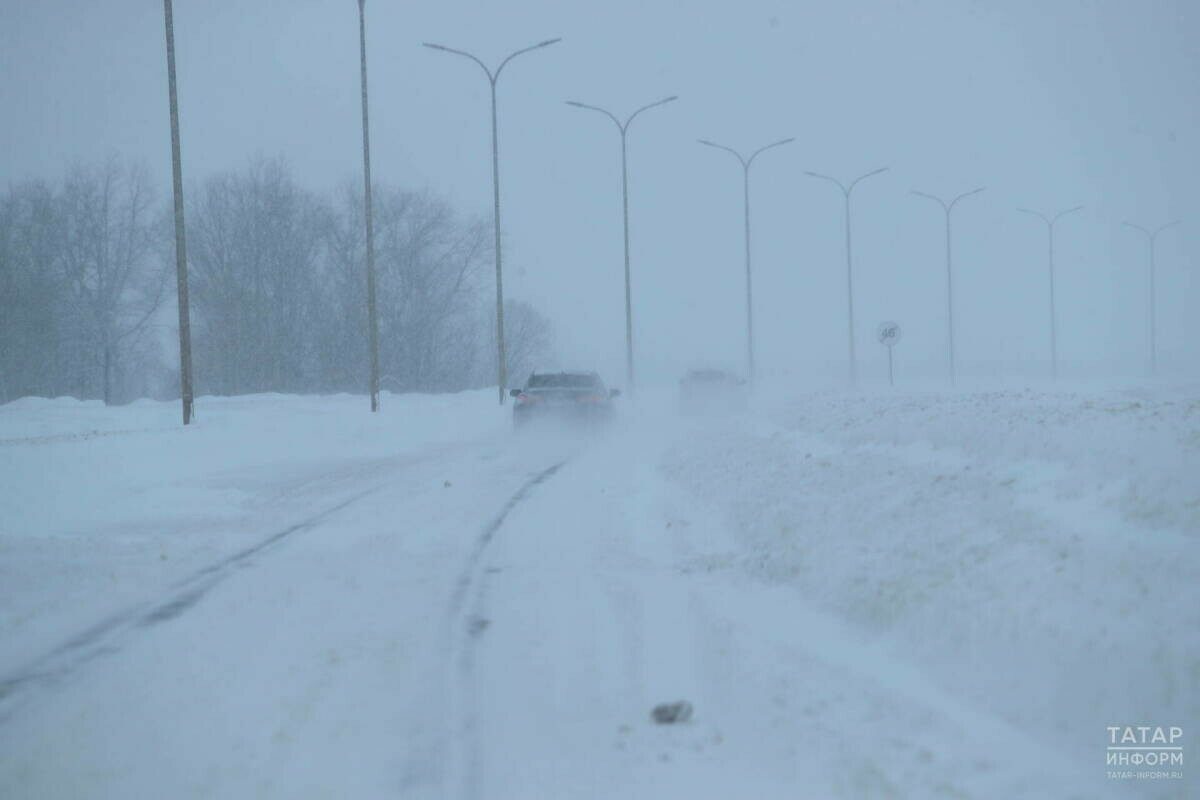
[1018,205,1084,381]
[356,0,380,412]
[162,0,194,425]
[806,167,889,386]
[424,38,561,404]
[565,95,677,393]
[698,137,795,383]
[912,186,985,385]
[1122,219,1181,375]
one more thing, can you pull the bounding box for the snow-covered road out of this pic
[0,387,1195,798]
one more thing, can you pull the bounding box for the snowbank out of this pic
[660,383,1199,790]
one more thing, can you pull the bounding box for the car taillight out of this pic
[517,394,537,403]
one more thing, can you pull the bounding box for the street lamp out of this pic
[806,167,889,386]
[424,38,561,404]
[357,0,380,413]
[565,95,678,393]
[162,0,194,425]
[912,186,985,385]
[1017,205,1084,381]
[1123,219,1181,375]
[697,137,795,384]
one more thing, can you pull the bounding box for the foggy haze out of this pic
[2,5,1198,796]
[3,0,1196,390]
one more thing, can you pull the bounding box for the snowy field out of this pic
[0,384,1196,799]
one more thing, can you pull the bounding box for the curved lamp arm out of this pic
[424,38,561,84]
[1124,219,1181,242]
[913,189,949,213]
[1018,207,1051,227]
[1052,205,1084,225]
[698,139,748,169]
[806,170,846,194]
[565,100,622,131]
[624,95,678,131]
[495,38,561,81]
[567,95,677,134]
[422,41,494,81]
[1155,219,1182,237]
[747,137,795,168]
[848,166,889,194]
[948,186,985,212]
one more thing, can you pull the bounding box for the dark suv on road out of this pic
[510,371,620,429]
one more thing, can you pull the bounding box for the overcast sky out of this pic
[3,0,1197,386]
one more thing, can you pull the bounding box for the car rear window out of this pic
[528,373,602,389]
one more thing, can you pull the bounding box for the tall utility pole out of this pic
[1018,205,1084,381]
[697,137,794,384]
[424,38,561,404]
[565,95,677,393]
[163,0,194,425]
[806,167,889,387]
[357,0,380,412]
[1123,219,1181,375]
[913,186,985,385]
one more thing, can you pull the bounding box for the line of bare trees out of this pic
[0,157,553,404]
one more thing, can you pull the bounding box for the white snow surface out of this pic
[0,385,1196,799]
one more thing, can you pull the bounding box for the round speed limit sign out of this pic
[877,321,902,347]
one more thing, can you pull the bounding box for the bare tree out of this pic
[498,298,553,387]
[316,182,371,392]
[1,159,554,405]
[56,159,167,404]
[187,158,326,396]
[379,189,491,391]
[0,181,62,402]
[330,186,492,393]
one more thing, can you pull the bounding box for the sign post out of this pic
[876,321,902,387]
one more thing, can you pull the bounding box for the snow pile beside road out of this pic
[0,390,505,673]
[661,384,1199,787]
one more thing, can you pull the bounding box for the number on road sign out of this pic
[877,321,902,346]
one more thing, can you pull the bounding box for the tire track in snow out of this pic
[0,485,381,725]
[447,461,566,617]
[0,427,172,447]
[442,460,565,800]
